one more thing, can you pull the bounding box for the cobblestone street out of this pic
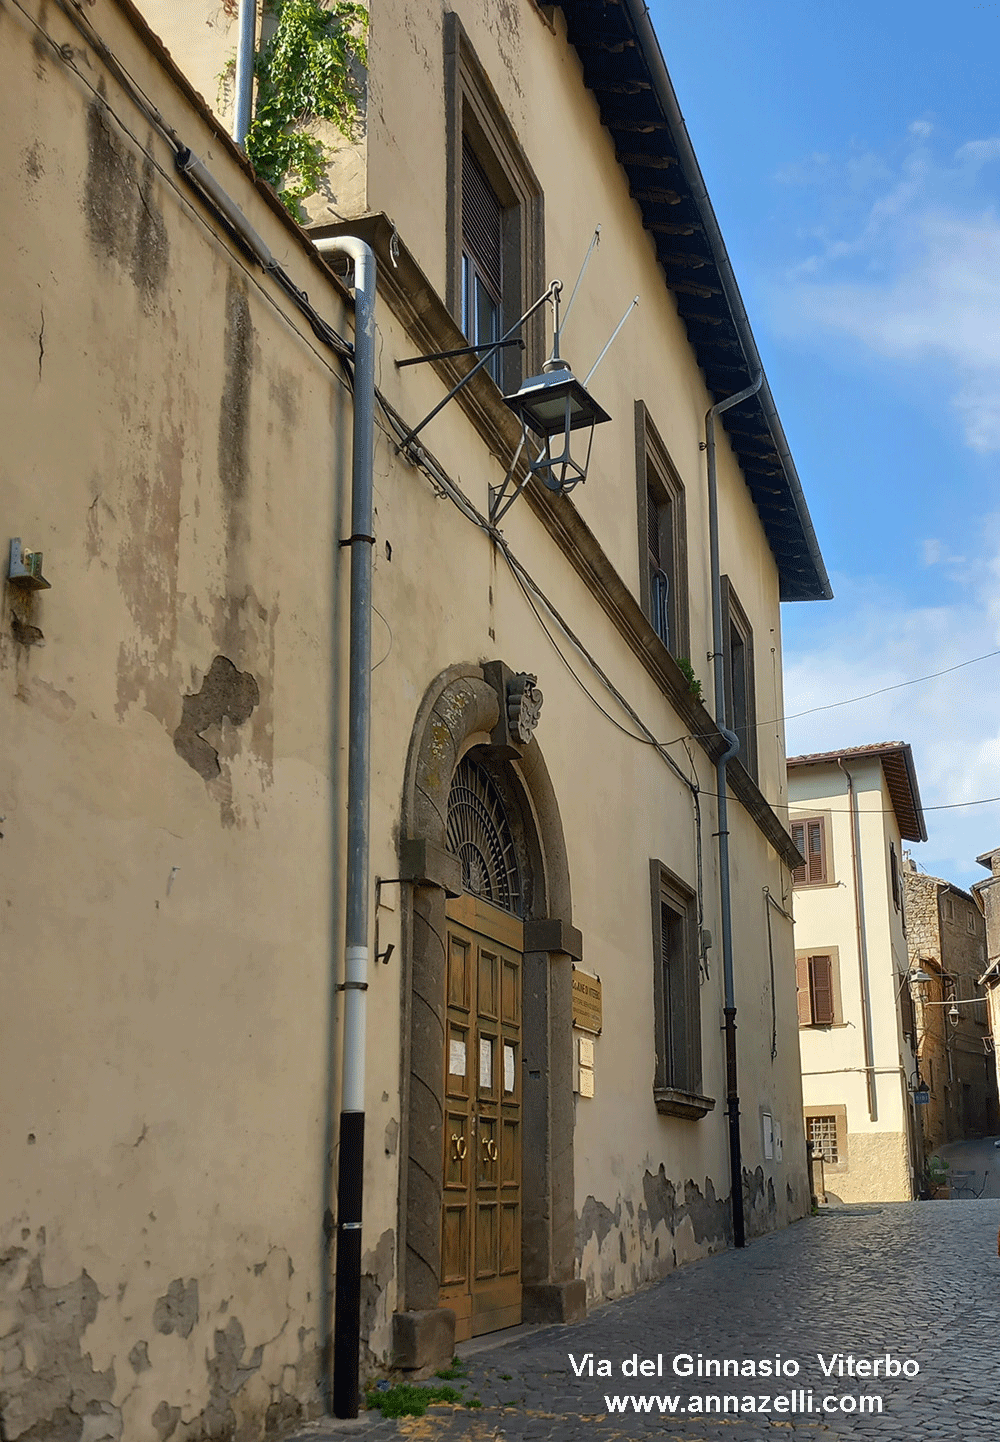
[294,1201,1000,1442]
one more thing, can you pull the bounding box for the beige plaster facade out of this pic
[2,1,829,1438]
[788,745,927,1203]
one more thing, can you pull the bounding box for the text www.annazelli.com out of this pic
[603,1391,883,1416]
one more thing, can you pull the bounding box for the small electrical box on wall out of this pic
[575,1034,595,1097]
[8,538,50,590]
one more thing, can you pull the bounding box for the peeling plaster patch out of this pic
[576,1194,619,1257]
[359,1229,394,1371]
[0,1248,119,1442]
[151,1399,181,1442]
[383,1118,399,1157]
[173,656,259,781]
[743,1167,778,1241]
[188,1317,264,1439]
[641,1164,677,1233]
[10,612,44,649]
[579,1175,731,1303]
[153,1277,199,1339]
[127,1340,150,1373]
[678,1178,728,1247]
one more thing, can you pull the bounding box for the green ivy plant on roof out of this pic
[246,0,368,218]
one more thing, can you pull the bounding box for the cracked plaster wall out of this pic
[0,3,379,1439]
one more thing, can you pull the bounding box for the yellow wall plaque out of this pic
[572,968,602,1034]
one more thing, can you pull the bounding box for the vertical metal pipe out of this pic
[705,373,762,1250]
[233,0,257,149]
[313,235,377,1420]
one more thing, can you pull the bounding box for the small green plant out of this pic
[676,657,703,701]
[468,1397,483,1409]
[365,1382,462,1418]
[245,0,368,218]
[434,1358,467,1380]
[927,1155,950,1186]
[499,1372,512,1381]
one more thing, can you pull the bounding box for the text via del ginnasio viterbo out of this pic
[570,1351,921,1420]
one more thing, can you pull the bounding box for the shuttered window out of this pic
[796,952,837,1026]
[651,862,707,1114]
[791,816,827,885]
[647,486,672,648]
[461,141,504,382]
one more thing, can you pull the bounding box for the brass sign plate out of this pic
[572,968,602,1035]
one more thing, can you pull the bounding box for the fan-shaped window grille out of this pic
[446,756,522,915]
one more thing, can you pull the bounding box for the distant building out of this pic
[787,743,927,1202]
[973,847,1000,1108]
[903,864,996,1154]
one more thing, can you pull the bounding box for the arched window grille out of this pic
[446,755,522,915]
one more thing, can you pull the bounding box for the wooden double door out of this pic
[441,892,523,1339]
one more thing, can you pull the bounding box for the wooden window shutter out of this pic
[791,822,807,885]
[647,488,661,567]
[809,954,835,1025]
[795,954,811,1026]
[900,980,916,1044]
[806,819,826,883]
[462,141,503,296]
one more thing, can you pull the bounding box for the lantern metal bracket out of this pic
[396,338,524,368]
[395,282,562,460]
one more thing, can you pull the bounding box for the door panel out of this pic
[440,894,523,1340]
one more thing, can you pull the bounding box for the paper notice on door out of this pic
[449,1037,467,1077]
[503,1043,515,1094]
[479,1037,493,1090]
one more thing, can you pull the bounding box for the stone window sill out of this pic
[654,1087,716,1120]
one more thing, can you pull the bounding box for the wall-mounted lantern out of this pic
[502,363,610,496]
[394,226,637,528]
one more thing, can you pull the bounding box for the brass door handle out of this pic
[481,1137,498,1162]
[450,1134,467,1160]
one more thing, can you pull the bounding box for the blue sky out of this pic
[651,0,1000,888]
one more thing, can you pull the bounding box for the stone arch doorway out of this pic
[392,664,586,1368]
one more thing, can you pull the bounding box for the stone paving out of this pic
[292,1200,1000,1441]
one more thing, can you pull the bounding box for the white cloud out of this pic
[773,131,1000,451]
[783,523,1000,888]
[909,119,934,139]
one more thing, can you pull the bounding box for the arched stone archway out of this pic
[392,663,586,1368]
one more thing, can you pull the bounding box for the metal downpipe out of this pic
[314,235,377,1419]
[706,374,762,1250]
[232,0,257,149]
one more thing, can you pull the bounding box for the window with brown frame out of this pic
[791,816,828,885]
[796,952,838,1026]
[721,579,756,781]
[650,862,711,1117]
[445,14,544,393]
[807,1114,840,1164]
[635,404,688,659]
[890,841,901,911]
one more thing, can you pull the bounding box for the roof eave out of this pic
[559,0,832,603]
